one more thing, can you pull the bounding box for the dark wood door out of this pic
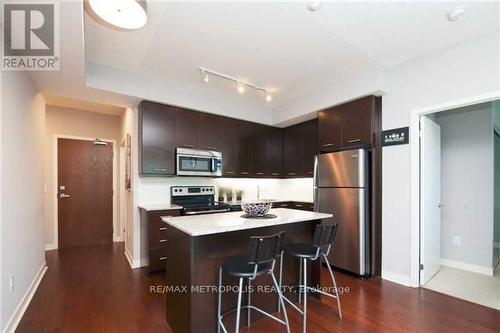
[301,119,318,177]
[266,128,283,177]
[342,96,374,147]
[139,101,176,175]
[252,125,268,177]
[175,108,200,149]
[318,106,342,152]
[58,139,113,249]
[283,125,302,177]
[198,113,221,151]
[237,121,255,176]
[220,117,239,176]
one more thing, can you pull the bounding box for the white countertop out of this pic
[161,208,332,236]
[138,204,183,211]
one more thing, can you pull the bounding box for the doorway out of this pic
[418,102,500,309]
[57,138,114,248]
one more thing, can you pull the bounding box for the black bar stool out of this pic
[279,223,342,333]
[217,232,290,333]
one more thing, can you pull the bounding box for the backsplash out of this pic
[138,177,314,205]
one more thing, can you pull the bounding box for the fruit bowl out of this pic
[241,200,273,217]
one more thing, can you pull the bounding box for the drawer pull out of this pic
[257,172,265,175]
[153,168,168,172]
[281,204,288,207]
[160,257,167,261]
[295,204,304,207]
[182,144,195,148]
[348,139,362,143]
[323,143,334,147]
[159,239,167,243]
[225,171,235,174]
[205,146,217,150]
[272,173,280,176]
[241,171,250,175]
[288,173,296,176]
[159,227,167,231]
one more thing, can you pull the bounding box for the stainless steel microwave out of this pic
[176,148,222,177]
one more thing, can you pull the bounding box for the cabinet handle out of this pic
[288,172,296,176]
[281,204,288,207]
[256,172,264,175]
[205,146,217,150]
[159,227,167,231]
[272,173,280,176]
[153,168,168,172]
[159,239,167,243]
[323,143,334,147]
[348,139,362,143]
[241,171,250,175]
[182,144,195,148]
[225,171,235,174]
[295,204,304,207]
[160,257,167,261]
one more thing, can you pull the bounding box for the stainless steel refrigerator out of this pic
[314,148,370,276]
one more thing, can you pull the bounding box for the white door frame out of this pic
[52,135,119,250]
[409,91,500,287]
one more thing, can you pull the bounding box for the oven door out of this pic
[176,148,222,176]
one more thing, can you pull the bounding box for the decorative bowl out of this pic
[241,200,273,217]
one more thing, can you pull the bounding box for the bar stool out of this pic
[279,223,342,333]
[217,232,290,333]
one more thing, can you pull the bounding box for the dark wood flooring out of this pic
[17,243,500,333]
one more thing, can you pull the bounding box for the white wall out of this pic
[0,70,46,331]
[493,100,500,267]
[44,106,123,248]
[435,106,493,269]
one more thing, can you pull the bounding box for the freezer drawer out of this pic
[314,187,370,276]
[314,149,368,188]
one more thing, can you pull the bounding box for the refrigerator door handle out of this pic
[313,188,319,212]
[313,155,319,188]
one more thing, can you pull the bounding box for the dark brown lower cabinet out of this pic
[274,201,314,211]
[139,208,181,273]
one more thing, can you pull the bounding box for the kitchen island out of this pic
[161,208,332,333]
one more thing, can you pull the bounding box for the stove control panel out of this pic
[171,186,215,197]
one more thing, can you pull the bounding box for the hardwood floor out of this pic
[17,243,500,333]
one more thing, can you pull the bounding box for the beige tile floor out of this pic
[423,265,500,310]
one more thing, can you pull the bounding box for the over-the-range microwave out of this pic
[176,148,222,177]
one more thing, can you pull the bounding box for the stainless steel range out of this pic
[171,186,231,215]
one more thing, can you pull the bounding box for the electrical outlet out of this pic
[9,275,14,292]
[453,236,462,246]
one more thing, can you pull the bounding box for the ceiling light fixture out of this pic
[307,1,322,12]
[447,7,465,22]
[198,66,273,102]
[86,0,147,30]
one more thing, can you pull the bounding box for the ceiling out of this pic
[27,1,500,124]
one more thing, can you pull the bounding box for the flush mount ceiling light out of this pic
[447,7,465,22]
[199,67,274,102]
[86,0,147,30]
[307,1,322,12]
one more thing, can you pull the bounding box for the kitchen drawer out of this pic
[149,230,168,248]
[291,202,314,211]
[149,246,168,273]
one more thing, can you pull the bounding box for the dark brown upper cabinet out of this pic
[341,96,374,147]
[175,108,200,149]
[198,113,221,151]
[283,124,302,177]
[252,125,269,177]
[318,105,342,151]
[300,119,318,176]
[237,121,256,176]
[220,117,239,176]
[266,128,283,177]
[139,101,176,175]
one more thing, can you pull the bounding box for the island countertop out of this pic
[161,208,332,236]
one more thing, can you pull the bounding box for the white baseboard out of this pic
[381,270,412,287]
[441,258,493,276]
[2,261,47,333]
[44,243,57,251]
[124,248,149,269]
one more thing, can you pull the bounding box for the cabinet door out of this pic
[342,96,374,147]
[318,106,342,152]
[199,113,221,151]
[175,108,200,149]
[252,125,268,177]
[283,125,302,177]
[266,128,283,177]
[300,119,318,177]
[139,102,176,175]
[220,117,239,176]
[237,121,255,177]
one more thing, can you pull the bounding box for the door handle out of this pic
[59,194,71,199]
